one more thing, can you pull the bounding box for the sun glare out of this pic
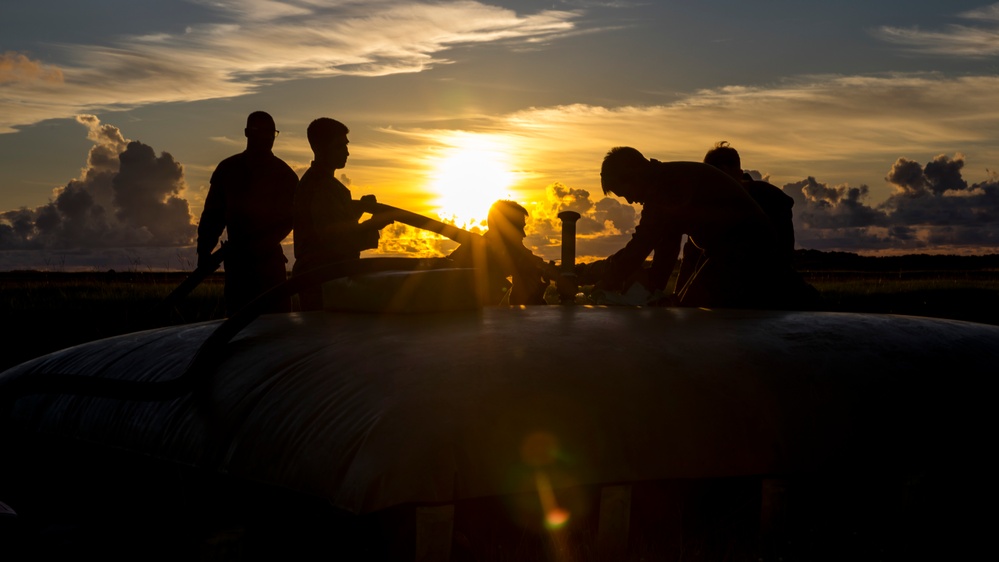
[428,134,519,229]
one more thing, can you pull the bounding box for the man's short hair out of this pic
[703,141,741,171]
[307,117,350,150]
[600,146,647,195]
[246,111,276,130]
[487,200,529,232]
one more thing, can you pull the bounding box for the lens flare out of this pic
[534,466,570,530]
[545,506,571,530]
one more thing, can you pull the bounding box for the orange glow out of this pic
[427,133,519,228]
[545,506,571,529]
[534,470,570,530]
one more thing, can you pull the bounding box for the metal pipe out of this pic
[557,211,581,303]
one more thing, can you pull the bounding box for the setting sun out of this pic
[428,134,519,229]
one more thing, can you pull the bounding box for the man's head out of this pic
[487,200,529,242]
[245,111,279,153]
[703,141,743,181]
[601,146,651,203]
[307,117,350,169]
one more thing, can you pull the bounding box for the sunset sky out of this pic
[3,0,999,271]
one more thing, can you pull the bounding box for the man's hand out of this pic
[197,241,225,270]
[357,194,379,214]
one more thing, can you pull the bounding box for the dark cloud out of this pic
[787,154,999,253]
[886,154,969,197]
[0,116,196,255]
[883,158,927,195]
[786,177,889,230]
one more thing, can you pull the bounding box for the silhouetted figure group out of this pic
[196,111,813,313]
[597,144,816,309]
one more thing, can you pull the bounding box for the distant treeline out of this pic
[571,250,999,285]
[792,250,999,272]
[1,250,997,282]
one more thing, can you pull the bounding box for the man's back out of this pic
[292,164,375,274]
[204,151,297,254]
[742,179,795,257]
[196,111,299,315]
[645,161,777,256]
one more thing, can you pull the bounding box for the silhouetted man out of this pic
[448,200,549,305]
[292,117,393,311]
[596,146,805,309]
[675,141,798,297]
[197,111,298,315]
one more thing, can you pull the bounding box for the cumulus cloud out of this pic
[0,1,581,132]
[785,154,999,254]
[548,154,999,258]
[0,116,196,253]
[875,3,999,56]
[523,182,637,261]
[373,220,461,258]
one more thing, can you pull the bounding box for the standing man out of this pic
[292,117,393,311]
[596,146,804,309]
[197,111,299,315]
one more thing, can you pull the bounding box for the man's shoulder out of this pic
[210,152,248,183]
[744,180,793,207]
[298,165,337,186]
[652,160,710,172]
[298,166,352,198]
[267,153,297,175]
[214,151,247,169]
[650,160,726,188]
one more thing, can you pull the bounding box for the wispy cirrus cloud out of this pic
[388,72,999,204]
[874,2,999,56]
[0,52,65,85]
[332,69,999,240]
[391,71,999,257]
[0,1,581,133]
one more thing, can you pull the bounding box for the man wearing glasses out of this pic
[196,111,299,315]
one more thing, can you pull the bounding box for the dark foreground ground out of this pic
[1,250,997,560]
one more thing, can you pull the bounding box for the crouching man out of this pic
[596,146,808,309]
